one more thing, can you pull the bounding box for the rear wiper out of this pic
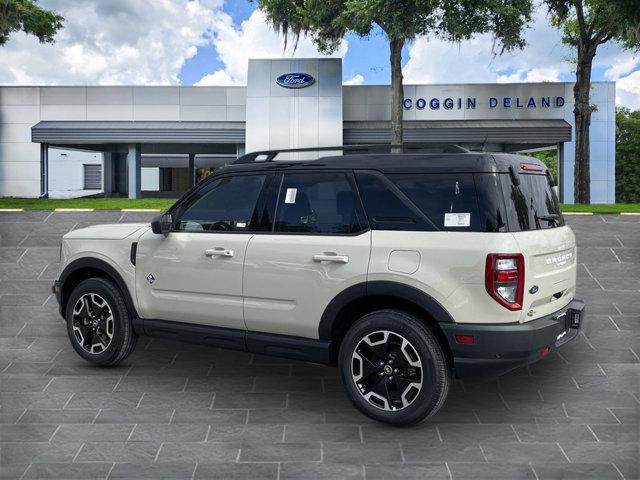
[536,214,560,224]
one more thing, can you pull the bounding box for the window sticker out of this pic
[236,221,246,228]
[444,212,471,227]
[285,188,298,204]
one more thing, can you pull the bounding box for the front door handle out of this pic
[205,248,234,257]
[313,253,349,264]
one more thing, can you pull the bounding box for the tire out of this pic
[338,309,451,426]
[65,277,137,366]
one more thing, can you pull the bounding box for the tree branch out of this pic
[572,0,588,43]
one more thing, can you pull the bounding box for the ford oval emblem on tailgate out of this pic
[276,73,315,89]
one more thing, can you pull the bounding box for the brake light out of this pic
[485,253,524,310]
[520,162,544,172]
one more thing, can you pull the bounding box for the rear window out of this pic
[499,173,564,231]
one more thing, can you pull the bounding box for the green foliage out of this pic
[0,0,64,46]
[523,149,558,184]
[615,108,640,203]
[259,0,532,53]
[546,0,640,50]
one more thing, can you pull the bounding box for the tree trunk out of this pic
[573,45,595,204]
[390,37,404,148]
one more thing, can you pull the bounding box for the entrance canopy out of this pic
[31,121,246,144]
[344,119,571,148]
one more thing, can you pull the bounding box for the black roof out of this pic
[227,145,546,175]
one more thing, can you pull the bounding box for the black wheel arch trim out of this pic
[318,281,455,340]
[57,257,139,322]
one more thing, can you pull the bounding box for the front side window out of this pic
[175,174,266,232]
[274,173,366,234]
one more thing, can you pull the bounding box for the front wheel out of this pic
[339,309,451,426]
[65,277,137,366]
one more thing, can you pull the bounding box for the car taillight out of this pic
[485,253,524,310]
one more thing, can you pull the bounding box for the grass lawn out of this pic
[1,197,639,214]
[560,203,640,214]
[0,198,176,211]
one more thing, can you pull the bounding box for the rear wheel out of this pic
[339,309,451,425]
[65,277,137,366]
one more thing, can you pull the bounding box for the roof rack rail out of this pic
[234,143,469,164]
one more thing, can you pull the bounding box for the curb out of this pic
[121,209,162,212]
[562,212,593,216]
[0,208,24,212]
[54,208,95,212]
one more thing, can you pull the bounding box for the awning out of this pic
[344,119,572,145]
[32,121,246,144]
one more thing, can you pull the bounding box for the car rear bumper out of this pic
[441,299,586,378]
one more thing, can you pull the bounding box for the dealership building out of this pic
[0,58,616,203]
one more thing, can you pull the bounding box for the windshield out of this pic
[500,173,564,231]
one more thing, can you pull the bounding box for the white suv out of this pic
[53,145,585,425]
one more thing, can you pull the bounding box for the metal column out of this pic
[39,143,49,198]
[188,153,196,189]
[127,143,142,199]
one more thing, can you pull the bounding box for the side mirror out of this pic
[151,213,173,236]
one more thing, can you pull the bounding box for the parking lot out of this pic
[0,211,638,480]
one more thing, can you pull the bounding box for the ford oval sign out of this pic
[276,73,315,89]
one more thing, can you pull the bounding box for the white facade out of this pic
[0,59,616,203]
[48,148,103,198]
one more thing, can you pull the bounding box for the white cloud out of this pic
[343,74,364,85]
[497,67,561,83]
[195,70,237,86]
[616,70,640,110]
[196,9,348,86]
[0,0,223,85]
[604,54,639,81]
[403,8,572,85]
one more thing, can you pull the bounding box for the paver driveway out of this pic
[0,211,638,480]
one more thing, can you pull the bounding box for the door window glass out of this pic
[355,171,433,231]
[274,173,366,234]
[391,173,481,231]
[175,174,266,232]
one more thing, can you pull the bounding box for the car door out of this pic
[135,172,270,329]
[243,171,371,339]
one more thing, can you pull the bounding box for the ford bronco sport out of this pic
[53,145,585,425]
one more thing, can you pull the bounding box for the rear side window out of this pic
[499,173,564,231]
[391,173,481,231]
[355,171,434,231]
[274,172,366,234]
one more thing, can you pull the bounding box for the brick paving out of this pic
[0,211,638,480]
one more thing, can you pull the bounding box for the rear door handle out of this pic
[205,248,234,257]
[313,253,349,264]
